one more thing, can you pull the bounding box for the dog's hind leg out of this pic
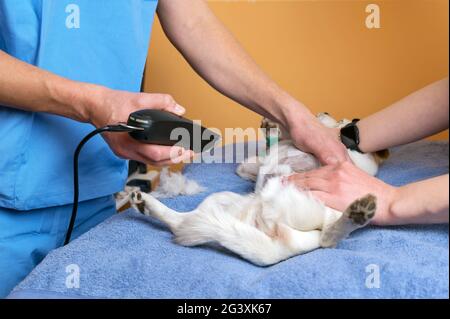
[320,194,377,248]
[176,211,321,266]
[130,191,191,232]
[130,191,321,266]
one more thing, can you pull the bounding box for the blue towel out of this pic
[9,141,449,299]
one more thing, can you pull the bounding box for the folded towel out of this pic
[9,141,449,299]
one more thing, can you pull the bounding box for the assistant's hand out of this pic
[88,88,194,166]
[287,113,351,165]
[284,162,398,225]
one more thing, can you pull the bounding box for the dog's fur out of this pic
[130,114,386,266]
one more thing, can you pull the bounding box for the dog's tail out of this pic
[174,209,292,266]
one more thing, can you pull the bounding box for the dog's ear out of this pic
[260,118,291,141]
[373,149,390,165]
[317,112,340,128]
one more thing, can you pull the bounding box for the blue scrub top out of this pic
[0,0,159,210]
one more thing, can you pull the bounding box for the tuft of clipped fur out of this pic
[151,168,205,198]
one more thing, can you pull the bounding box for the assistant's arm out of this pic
[387,174,449,225]
[157,0,350,165]
[358,78,449,153]
[286,77,449,225]
[286,162,449,225]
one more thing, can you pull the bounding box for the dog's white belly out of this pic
[257,177,341,231]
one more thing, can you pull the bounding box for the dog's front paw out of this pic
[130,191,146,215]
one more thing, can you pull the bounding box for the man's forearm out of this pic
[157,0,313,129]
[358,78,449,153]
[387,174,449,225]
[0,50,101,122]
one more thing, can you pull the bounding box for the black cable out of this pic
[64,124,141,246]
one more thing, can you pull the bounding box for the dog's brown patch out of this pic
[136,202,145,214]
[373,149,390,165]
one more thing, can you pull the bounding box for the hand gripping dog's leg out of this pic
[320,194,377,248]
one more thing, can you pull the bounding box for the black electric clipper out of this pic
[127,109,220,153]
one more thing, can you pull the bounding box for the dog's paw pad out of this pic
[346,194,377,226]
[130,191,145,214]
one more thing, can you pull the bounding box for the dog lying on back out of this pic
[130,114,388,266]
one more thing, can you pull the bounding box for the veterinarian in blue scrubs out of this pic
[0,0,349,297]
[0,0,160,297]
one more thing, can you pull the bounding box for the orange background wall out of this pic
[143,0,449,142]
